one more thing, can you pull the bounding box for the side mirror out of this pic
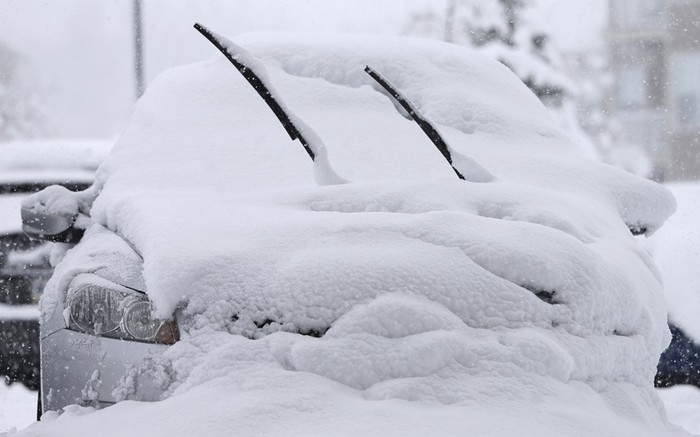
[22,207,84,243]
[21,185,86,244]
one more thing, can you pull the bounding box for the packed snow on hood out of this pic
[20,32,681,436]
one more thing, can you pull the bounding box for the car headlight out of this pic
[67,284,179,344]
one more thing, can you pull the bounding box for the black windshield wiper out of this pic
[194,23,316,161]
[365,65,466,180]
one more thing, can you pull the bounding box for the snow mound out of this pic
[31,32,681,436]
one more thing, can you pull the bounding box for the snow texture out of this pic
[25,32,681,436]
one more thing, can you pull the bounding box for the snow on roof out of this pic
[0,139,111,174]
[31,32,681,436]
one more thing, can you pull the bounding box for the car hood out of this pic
[40,32,679,435]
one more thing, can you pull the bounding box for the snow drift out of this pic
[21,32,682,436]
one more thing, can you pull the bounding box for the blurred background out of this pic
[2,0,700,432]
[3,0,699,180]
[1,0,608,158]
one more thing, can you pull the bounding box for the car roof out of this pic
[0,139,111,174]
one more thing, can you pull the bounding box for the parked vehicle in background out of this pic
[656,322,700,388]
[0,140,109,389]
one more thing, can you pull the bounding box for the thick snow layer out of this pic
[3,377,697,436]
[646,183,700,340]
[31,32,679,435]
[11,363,687,437]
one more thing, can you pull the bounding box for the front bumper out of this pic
[41,328,168,413]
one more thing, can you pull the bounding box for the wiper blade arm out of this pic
[194,23,315,161]
[364,65,465,180]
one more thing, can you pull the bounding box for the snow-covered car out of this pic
[0,141,106,390]
[20,25,685,436]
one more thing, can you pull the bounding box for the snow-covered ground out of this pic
[659,386,700,435]
[1,385,699,435]
[0,384,35,434]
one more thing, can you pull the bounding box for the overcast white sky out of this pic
[0,0,607,139]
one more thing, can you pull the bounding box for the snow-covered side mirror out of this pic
[21,185,88,243]
[22,206,83,243]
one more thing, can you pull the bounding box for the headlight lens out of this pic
[67,284,178,344]
[123,300,160,340]
[69,286,124,335]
